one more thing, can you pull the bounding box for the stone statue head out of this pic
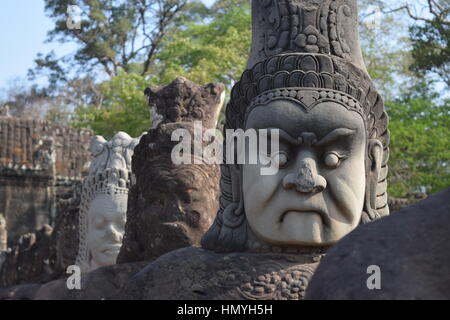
[202,0,390,252]
[118,78,223,262]
[76,132,139,272]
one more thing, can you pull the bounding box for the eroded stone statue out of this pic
[118,77,223,263]
[76,132,139,272]
[120,0,390,300]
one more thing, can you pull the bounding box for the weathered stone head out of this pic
[118,78,224,263]
[202,0,390,252]
[76,132,139,272]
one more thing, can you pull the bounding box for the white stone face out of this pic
[0,215,7,252]
[243,100,366,246]
[87,194,127,270]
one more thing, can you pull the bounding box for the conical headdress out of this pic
[202,0,390,253]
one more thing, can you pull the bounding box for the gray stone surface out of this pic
[305,188,450,300]
[0,181,82,287]
[0,261,147,300]
[120,247,324,300]
[0,225,54,287]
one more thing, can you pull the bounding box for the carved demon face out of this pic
[141,164,219,258]
[243,99,376,246]
[87,194,127,269]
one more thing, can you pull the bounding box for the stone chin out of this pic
[243,99,367,246]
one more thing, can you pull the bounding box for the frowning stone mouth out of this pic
[280,210,330,226]
[101,244,122,254]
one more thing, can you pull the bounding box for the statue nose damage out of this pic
[283,158,327,194]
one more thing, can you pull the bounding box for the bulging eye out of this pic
[324,152,343,168]
[272,151,289,168]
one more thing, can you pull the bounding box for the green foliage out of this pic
[74,0,251,137]
[410,18,450,87]
[358,0,416,99]
[74,72,152,138]
[387,83,450,197]
[29,0,191,89]
[155,0,251,87]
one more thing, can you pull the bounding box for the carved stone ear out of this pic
[367,139,383,214]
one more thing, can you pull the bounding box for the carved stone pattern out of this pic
[261,0,352,59]
[0,117,92,178]
[234,263,316,300]
[119,248,322,300]
[248,87,364,118]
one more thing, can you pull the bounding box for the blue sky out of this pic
[0,0,215,91]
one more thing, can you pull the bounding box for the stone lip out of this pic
[305,188,450,300]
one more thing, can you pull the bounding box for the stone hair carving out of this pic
[202,0,390,253]
[248,0,367,71]
[76,132,139,272]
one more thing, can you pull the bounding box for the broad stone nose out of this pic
[282,157,327,194]
[105,223,123,242]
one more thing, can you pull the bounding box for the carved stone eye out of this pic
[272,151,289,168]
[324,152,341,168]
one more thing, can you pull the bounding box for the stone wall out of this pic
[0,115,92,245]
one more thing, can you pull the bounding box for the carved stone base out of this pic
[121,247,323,300]
[0,247,323,300]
